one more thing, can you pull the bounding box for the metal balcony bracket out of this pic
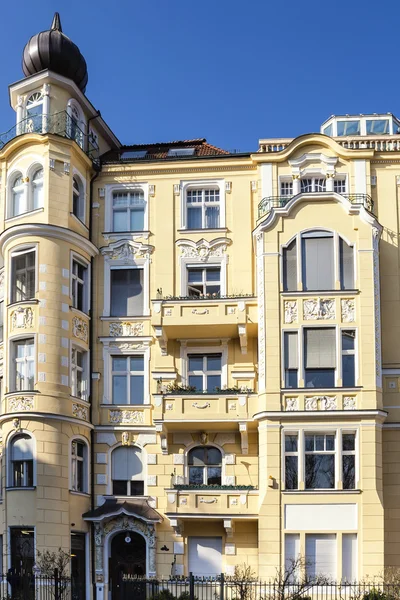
[224,519,234,538]
[170,518,184,536]
[154,326,168,356]
[238,323,248,355]
[239,422,249,455]
[155,422,168,455]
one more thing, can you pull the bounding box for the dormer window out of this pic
[366,119,389,135]
[337,120,360,136]
[25,92,43,133]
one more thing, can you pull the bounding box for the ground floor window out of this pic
[71,532,86,600]
[10,527,35,576]
[188,537,222,577]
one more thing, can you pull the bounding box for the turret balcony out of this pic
[258,192,374,220]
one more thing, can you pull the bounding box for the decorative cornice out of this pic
[176,237,232,262]
[101,239,154,261]
[100,164,256,177]
[0,224,98,257]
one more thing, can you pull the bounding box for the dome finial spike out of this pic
[51,12,62,32]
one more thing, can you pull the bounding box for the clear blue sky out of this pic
[0,0,399,152]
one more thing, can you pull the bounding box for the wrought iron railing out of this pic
[258,192,374,218]
[154,293,255,301]
[0,111,99,164]
[173,483,255,490]
[0,570,71,600]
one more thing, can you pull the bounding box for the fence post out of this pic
[189,572,194,600]
[220,572,224,600]
[54,568,59,600]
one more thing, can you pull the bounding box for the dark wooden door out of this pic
[110,532,146,600]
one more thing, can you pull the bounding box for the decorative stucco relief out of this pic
[109,322,144,337]
[176,237,232,263]
[9,396,34,411]
[72,403,88,421]
[109,410,145,424]
[303,298,335,320]
[305,396,337,411]
[11,306,34,329]
[341,299,355,323]
[101,240,154,261]
[343,396,356,410]
[72,316,88,343]
[285,398,299,411]
[109,343,145,351]
[284,300,298,324]
[192,402,211,409]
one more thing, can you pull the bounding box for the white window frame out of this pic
[300,177,327,193]
[8,171,26,218]
[10,335,36,393]
[70,436,89,494]
[7,430,36,488]
[72,167,87,224]
[187,352,223,392]
[67,99,86,149]
[333,176,347,194]
[70,252,90,314]
[341,328,357,387]
[108,443,146,496]
[104,260,149,317]
[184,442,227,485]
[25,92,44,132]
[180,258,227,297]
[180,179,226,230]
[9,245,37,304]
[281,426,359,491]
[280,229,356,292]
[105,183,149,233]
[111,353,145,405]
[279,178,294,197]
[186,264,222,297]
[71,344,89,401]
[181,344,228,389]
[101,341,151,405]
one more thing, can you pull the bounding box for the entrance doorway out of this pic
[109,532,146,599]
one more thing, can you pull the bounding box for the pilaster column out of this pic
[94,522,104,576]
[326,172,335,192]
[148,524,157,577]
[41,84,50,133]
[16,96,24,135]
[292,175,300,195]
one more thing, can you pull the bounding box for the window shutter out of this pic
[306,534,337,579]
[284,332,298,369]
[305,328,336,368]
[283,239,297,291]
[188,537,222,576]
[342,534,357,582]
[302,235,334,291]
[12,435,33,460]
[340,238,354,290]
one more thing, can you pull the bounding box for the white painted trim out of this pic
[70,250,91,314]
[180,179,226,229]
[72,167,87,225]
[104,183,149,233]
[354,160,367,195]
[180,344,228,388]
[8,333,37,395]
[101,340,151,405]
[179,257,227,296]
[0,224,99,257]
[8,242,38,304]
[183,441,226,485]
[6,428,37,488]
[69,435,90,493]
[107,442,147,496]
[102,254,150,317]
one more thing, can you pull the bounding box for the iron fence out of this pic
[0,570,71,600]
[258,192,374,219]
[119,577,400,600]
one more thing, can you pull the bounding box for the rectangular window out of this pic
[10,528,35,577]
[11,248,35,303]
[283,239,297,292]
[337,120,360,136]
[188,537,222,577]
[304,328,335,388]
[305,534,337,579]
[342,534,357,582]
[187,188,220,229]
[302,232,334,291]
[342,433,356,490]
[342,330,356,387]
[339,238,354,290]
[71,347,88,400]
[12,338,34,391]
[71,441,87,492]
[285,534,300,579]
[110,269,143,316]
[300,178,326,193]
[112,355,144,404]
[305,433,335,489]
[366,119,389,135]
[334,179,346,194]
[284,434,298,490]
[187,266,221,297]
[280,181,293,196]
[284,332,298,388]
[71,533,86,600]
[112,191,145,232]
[72,259,88,313]
[188,353,222,392]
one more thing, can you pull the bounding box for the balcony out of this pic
[165,486,258,517]
[258,192,374,219]
[152,295,257,350]
[258,134,400,153]
[0,111,99,163]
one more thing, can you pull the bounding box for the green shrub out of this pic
[363,590,391,600]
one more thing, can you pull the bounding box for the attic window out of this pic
[167,148,195,157]
[121,151,147,159]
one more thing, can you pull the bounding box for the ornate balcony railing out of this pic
[154,292,255,301]
[258,135,400,153]
[0,111,99,163]
[173,484,255,490]
[258,192,374,219]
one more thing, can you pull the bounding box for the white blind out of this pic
[283,239,297,291]
[284,332,298,369]
[305,328,336,368]
[112,447,142,480]
[306,534,336,580]
[285,534,300,575]
[342,534,357,582]
[340,238,354,290]
[12,435,33,461]
[302,235,334,291]
[188,537,222,576]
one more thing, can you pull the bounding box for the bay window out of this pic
[300,178,326,193]
[71,347,88,400]
[11,174,24,217]
[284,434,298,490]
[31,168,43,210]
[71,440,88,493]
[342,433,356,489]
[72,258,89,313]
[304,328,335,388]
[305,433,335,489]
[112,355,144,404]
[10,434,34,487]
[284,332,298,388]
[342,330,356,387]
[12,338,34,391]
[11,248,35,303]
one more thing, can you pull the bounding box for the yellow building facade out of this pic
[0,12,399,600]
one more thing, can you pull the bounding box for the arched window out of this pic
[25,92,43,133]
[283,231,354,292]
[188,446,222,485]
[72,176,85,222]
[71,439,88,493]
[10,433,34,487]
[11,173,25,217]
[111,446,144,496]
[31,168,43,210]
